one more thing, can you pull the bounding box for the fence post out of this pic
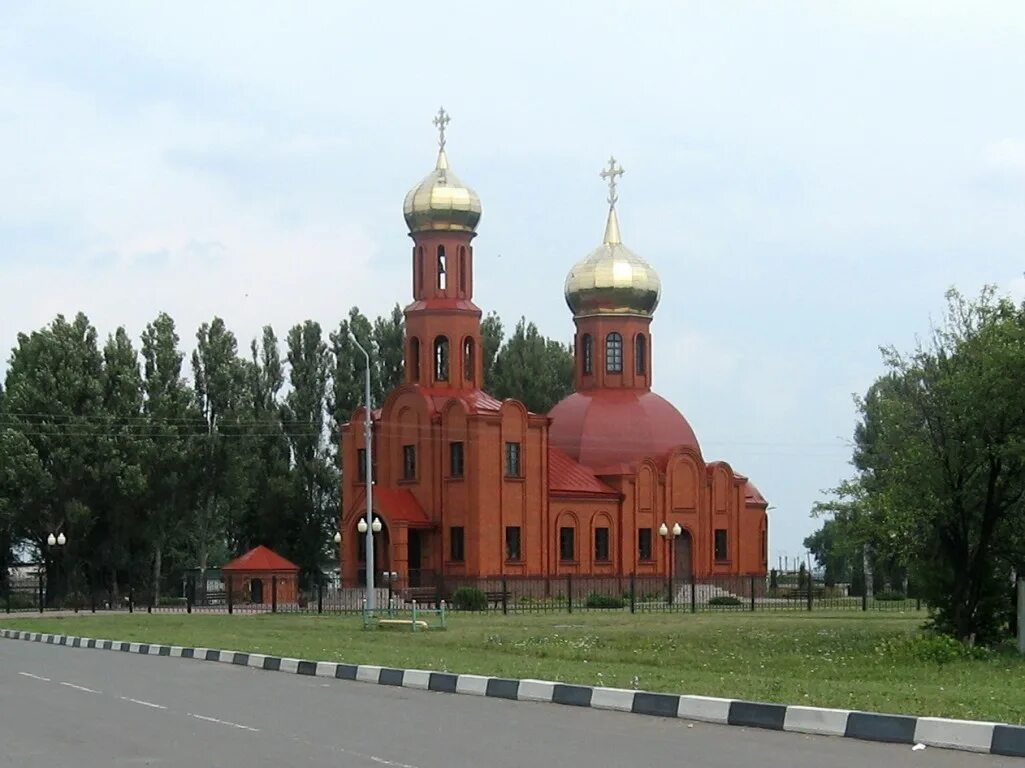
[690,578,696,613]
[807,580,813,612]
[38,567,44,613]
[4,582,9,614]
[861,590,867,612]
[317,578,324,614]
[501,577,508,616]
[129,585,134,613]
[750,575,756,612]
[567,574,573,614]
[186,575,192,614]
[226,575,233,615]
[272,575,278,613]
[630,572,636,614]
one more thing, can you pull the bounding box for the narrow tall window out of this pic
[449,441,464,478]
[635,334,647,375]
[505,441,521,477]
[582,334,593,375]
[505,526,522,561]
[449,526,465,562]
[403,445,416,481]
[463,338,474,381]
[415,246,423,295]
[357,448,367,482]
[437,245,447,290]
[606,332,623,373]
[459,246,467,294]
[434,336,449,381]
[714,529,728,561]
[410,337,421,382]
[594,527,610,562]
[559,527,576,562]
[638,528,653,561]
[761,529,767,564]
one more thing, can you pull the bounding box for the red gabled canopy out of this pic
[222,545,300,573]
[548,446,619,498]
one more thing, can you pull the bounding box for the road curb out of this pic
[3,627,1021,757]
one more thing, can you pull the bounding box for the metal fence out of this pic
[2,571,924,616]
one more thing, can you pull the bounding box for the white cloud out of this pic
[983,139,1025,176]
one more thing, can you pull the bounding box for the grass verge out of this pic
[3,611,1023,724]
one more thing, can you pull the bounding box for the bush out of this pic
[875,591,907,601]
[4,591,38,610]
[876,633,993,664]
[585,593,625,609]
[451,587,487,611]
[62,591,87,611]
[708,595,743,607]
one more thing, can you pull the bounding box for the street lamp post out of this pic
[45,531,67,610]
[659,522,682,606]
[351,334,376,611]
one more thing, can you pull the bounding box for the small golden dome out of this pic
[403,108,481,235]
[565,158,661,318]
[403,149,482,234]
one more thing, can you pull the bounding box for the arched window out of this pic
[409,337,421,382]
[582,334,593,375]
[606,332,623,373]
[459,247,467,294]
[437,245,447,290]
[463,337,474,381]
[635,333,647,375]
[434,336,449,381]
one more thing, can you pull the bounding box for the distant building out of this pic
[339,112,768,588]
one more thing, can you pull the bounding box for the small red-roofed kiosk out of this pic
[222,546,300,606]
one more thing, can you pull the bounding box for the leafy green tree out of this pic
[2,314,106,604]
[140,313,200,604]
[329,308,376,436]
[489,318,574,413]
[480,311,503,387]
[191,318,247,576]
[820,288,1025,642]
[96,327,146,597]
[373,304,405,396]
[282,321,336,576]
[233,327,292,556]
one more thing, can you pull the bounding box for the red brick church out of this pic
[340,111,768,589]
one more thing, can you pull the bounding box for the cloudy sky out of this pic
[2,1,1023,561]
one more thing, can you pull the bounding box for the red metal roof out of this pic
[548,446,619,497]
[365,488,433,528]
[548,389,701,470]
[744,480,768,506]
[222,545,300,572]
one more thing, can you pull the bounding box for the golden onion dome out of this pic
[403,108,481,235]
[564,158,661,318]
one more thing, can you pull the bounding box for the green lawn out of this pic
[3,611,1023,724]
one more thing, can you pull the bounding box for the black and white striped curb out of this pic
[3,627,1023,757]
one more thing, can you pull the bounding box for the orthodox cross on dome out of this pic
[600,156,625,207]
[433,106,451,150]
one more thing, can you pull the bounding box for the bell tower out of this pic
[402,108,484,391]
[564,157,662,393]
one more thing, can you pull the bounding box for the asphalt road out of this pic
[0,639,1019,767]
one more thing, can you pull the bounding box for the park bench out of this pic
[484,590,512,608]
[362,599,446,632]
